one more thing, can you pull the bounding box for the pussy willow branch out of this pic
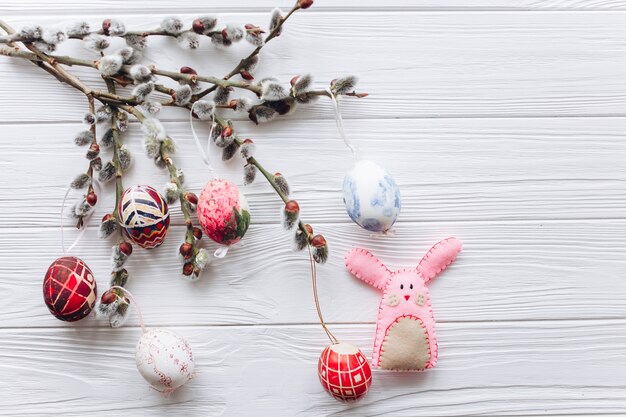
[213,114,313,242]
[109,106,130,289]
[120,105,196,247]
[0,45,262,96]
[0,27,262,44]
[195,3,302,100]
[0,42,338,108]
[0,21,70,86]
[0,9,323,245]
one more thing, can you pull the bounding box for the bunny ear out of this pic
[417,237,462,284]
[344,248,391,290]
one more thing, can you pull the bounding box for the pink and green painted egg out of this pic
[197,179,250,245]
[118,185,170,249]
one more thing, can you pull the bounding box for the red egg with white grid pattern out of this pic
[43,256,97,322]
[318,342,372,402]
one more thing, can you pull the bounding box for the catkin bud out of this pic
[86,192,98,206]
[160,16,184,35]
[129,64,152,82]
[83,112,96,125]
[269,8,283,36]
[119,241,133,256]
[99,213,118,238]
[98,54,123,77]
[70,173,90,189]
[111,245,129,272]
[294,223,313,251]
[222,126,233,138]
[192,16,217,34]
[177,32,200,50]
[185,192,198,205]
[179,242,193,259]
[191,100,214,121]
[174,84,193,106]
[240,139,255,159]
[164,182,179,204]
[240,70,254,80]
[243,163,257,185]
[74,130,94,146]
[100,129,114,148]
[98,161,116,183]
[274,172,290,196]
[118,145,132,171]
[298,0,314,9]
[311,234,328,263]
[282,200,300,230]
[180,66,197,75]
[86,143,100,160]
[100,290,118,305]
[222,142,239,161]
[182,262,194,276]
[91,157,103,172]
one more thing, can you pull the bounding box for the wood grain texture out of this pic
[1,1,625,416]
[4,219,626,328]
[1,11,626,121]
[2,117,625,228]
[2,321,626,416]
[4,0,626,14]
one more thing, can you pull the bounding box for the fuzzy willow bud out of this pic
[311,234,328,263]
[240,139,255,159]
[222,142,239,161]
[70,173,90,189]
[99,214,118,238]
[294,224,313,251]
[282,200,300,230]
[243,163,257,185]
[273,172,290,196]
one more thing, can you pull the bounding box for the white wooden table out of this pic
[1,1,626,416]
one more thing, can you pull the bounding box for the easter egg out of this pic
[342,160,401,233]
[43,256,97,322]
[318,342,372,402]
[118,185,170,248]
[135,328,195,394]
[197,178,250,245]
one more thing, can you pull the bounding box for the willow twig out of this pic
[195,3,302,100]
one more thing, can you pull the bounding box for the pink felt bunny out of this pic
[344,237,462,371]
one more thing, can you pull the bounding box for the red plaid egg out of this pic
[318,342,372,402]
[43,256,97,322]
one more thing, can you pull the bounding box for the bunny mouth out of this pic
[404,295,410,301]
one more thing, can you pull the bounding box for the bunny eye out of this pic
[410,284,413,289]
[400,284,404,290]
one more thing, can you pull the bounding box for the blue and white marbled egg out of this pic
[342,160,401,233]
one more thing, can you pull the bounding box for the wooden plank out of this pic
[1,11,626,121]
[4,0,626,14]
[1,320,626,416]
[1,117,624,228]
[4,218,626,328]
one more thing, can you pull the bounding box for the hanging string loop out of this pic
[326,87,358,160]
[110,285,147,334]
[189,101,216,178]
[60,180,101,254]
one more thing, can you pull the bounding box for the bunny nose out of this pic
[404,295,410,301]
